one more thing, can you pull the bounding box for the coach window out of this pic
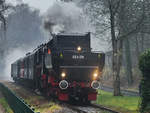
[45,53,52,69]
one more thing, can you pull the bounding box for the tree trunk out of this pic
[118,0,133,86]
[141,33,144,52]
[114,39,123,96]
[113,42,121,96]
[109,2,121,96]
[135,35,140,59]
[124,37,133,85]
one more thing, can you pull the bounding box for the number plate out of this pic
[72,55,85,59]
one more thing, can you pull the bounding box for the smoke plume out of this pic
[3,48,29,81]
[44,1,93,34]
[0,3,48,80]
[43,1,103,52]
[1,1,105,81]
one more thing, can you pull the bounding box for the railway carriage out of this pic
[11,32,105,102]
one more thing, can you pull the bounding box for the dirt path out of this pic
[100,85,139,96]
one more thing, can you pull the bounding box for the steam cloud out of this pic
[1,1,104,81]
[3,48,29,81]
[44,1,93,34]
[0,4,48,80]
[43,1,102,52]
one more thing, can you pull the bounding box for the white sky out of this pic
[6,0,56,13]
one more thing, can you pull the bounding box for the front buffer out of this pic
[58,80,100,102]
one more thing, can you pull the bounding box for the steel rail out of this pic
[90,103,120,113]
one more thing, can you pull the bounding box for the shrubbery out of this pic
[139,49,150,113]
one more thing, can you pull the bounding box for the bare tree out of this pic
[0,0,10,35]
[59,0,146,95]
[84,0,145,95]
[0,0,10,58]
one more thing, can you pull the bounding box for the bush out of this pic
[139,49,150,113]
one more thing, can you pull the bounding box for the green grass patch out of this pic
[35,102,62,113]
[96,90,140,113]
[0,98,13,113]
[24,95,62,113]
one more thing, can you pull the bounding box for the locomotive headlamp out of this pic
[93,70,98,80]
[61,72,66,78]
[93,73,98,78]
[77,46,82,52]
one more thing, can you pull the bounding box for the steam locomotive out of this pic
[11,32,105,102]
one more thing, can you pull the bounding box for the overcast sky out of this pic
[6,0,56,13]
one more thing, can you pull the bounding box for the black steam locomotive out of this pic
[11,33,105,102]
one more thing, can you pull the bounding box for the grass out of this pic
[96,90,140,113]
[6,83,62,113]
[34,102,62,113]
[0,98,13,113]
[23,95,62,113]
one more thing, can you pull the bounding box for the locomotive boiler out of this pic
[11,32,105,102]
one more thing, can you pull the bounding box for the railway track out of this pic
[90,104,119,113]
[58,101,119,113]
[62,103,120,113]
[12,81,120,113]
[2,81,120,113]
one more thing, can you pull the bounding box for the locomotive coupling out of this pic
[59,80,68,90]
[91,80,100,89]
